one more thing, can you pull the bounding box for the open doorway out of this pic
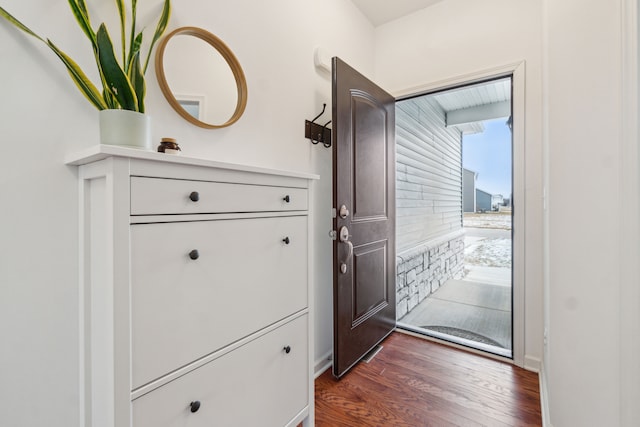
[395,77,513,358]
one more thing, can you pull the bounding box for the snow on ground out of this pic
[464,238,512,268]
[463,212,512,230]
[464,212,512,268]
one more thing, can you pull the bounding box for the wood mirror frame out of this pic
[155,27,248,129]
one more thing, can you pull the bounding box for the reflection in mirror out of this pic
[178,98,202,121]
[174,94,206,121]
[155,27,248,129]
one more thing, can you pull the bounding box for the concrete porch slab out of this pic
[399,278,512,350]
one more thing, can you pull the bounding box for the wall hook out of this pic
[305,103,332,147]
[310,103,326,125]
[321,120,332,147]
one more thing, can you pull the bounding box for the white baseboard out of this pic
[524,355,541,373]
[314,351,332,378]
[540,361,552,427]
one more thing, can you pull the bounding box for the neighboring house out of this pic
[476,188,492,212]
[492,193,504,210]
[462,168,477,213]
[464,169,504,212]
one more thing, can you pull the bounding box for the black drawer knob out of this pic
[189,191,200,202]
[282,237,290,245]
[283,345,291,354]
[189,250,199,260]
[283,195,290,203]
[190,400,201,413]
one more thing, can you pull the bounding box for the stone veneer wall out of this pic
[396,230,465,320]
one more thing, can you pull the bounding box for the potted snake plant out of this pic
[0,0,171,149]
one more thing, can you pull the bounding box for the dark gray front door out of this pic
[332,57,396,378]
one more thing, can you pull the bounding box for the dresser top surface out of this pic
[65,145,319,180]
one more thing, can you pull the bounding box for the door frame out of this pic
[393,61,526,367]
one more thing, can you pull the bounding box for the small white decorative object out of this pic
[314,47,331,72]
[99,109,152,150]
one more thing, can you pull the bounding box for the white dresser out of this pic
[66,146,317,427]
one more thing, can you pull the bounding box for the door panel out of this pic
[352,93,388,219]
[332,57,396,378]
[353,241,388,323]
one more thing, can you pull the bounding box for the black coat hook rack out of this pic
[305,103,332,148]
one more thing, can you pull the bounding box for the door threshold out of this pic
[396,323,513,362]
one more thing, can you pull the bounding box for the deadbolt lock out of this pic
[339,205,350,219]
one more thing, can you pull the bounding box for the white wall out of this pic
[373,0,544,370]
[0,0,373,425]
[544,0,640,425]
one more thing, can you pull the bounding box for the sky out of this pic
[462,118,512,198]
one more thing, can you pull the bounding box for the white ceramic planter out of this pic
[99,109,151,149]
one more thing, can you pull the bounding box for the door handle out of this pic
[339,226,353,274]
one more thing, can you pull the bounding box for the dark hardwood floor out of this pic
[315,332,541,426]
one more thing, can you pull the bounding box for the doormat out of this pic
[422,325,504,348]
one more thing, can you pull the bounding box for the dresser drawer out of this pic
[130,176,308,215]
[130,215,308,388]
[133,314,308,427]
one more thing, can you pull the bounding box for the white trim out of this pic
[540,362,552,427]
[524,355,541,373]
[541,0,551,423]
[620,0,640,425]
[314,351,333,378]
[511,62,526,369]
[392,62,528,369]
[393,61,525,100]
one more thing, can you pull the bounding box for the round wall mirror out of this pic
[155,27,248,129]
